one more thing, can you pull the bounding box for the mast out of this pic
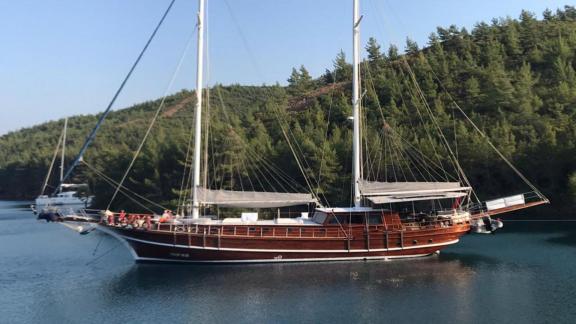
[352,0,362,207]
[192,0,206,219]
[59,118,68,188]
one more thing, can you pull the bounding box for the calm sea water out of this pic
[1,200,575,324]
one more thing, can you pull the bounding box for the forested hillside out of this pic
[1,7,576,216]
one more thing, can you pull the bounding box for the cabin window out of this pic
[328,215,348,225]
[368,214,383,225]
[349,215,364,224]
[312,212,327,224]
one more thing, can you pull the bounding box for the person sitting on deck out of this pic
[118,210,126,225]
[145,215,152,230]
[136,215,145,228]
[159,210,173,223]
[103,210,114,225]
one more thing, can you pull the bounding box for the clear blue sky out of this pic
[0,0,569,135]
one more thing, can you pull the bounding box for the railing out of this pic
[168,224,351,239]
[98,209,472,239]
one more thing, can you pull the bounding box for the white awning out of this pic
[359,180,470,196]
[367,192,468,204]
[196,188,317,208]
[60,183,89,189]
[360,181,470,204]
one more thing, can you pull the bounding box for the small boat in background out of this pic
[32,118,94,217]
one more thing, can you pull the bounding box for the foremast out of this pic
[192,0,206,219]
[352,0,362,207]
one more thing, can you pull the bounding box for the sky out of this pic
[0,0,570,135]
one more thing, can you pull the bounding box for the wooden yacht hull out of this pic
[98,224,470,263]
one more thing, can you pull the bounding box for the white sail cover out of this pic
[359,180,470,204]
[196,188,317,208]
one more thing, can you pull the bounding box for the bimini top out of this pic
[196,187,317,208]
[359,181,471,204]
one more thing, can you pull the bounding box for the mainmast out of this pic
[192,0,206,219]
[352,0,362,207]
[59,117,68,188]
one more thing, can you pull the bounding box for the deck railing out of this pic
[99,209,469,240]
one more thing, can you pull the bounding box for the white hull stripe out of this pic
[136,253,436,264]
[99,226,459,254]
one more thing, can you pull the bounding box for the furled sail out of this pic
[196,188,317,208]
[359,180,470,204]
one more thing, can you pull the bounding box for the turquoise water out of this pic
[1,200,575,323]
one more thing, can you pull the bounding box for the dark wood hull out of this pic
[98,223,470,263]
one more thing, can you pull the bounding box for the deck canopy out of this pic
[196,188,317,208]
[359,181,471,204]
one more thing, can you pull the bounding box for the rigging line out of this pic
[385,127,398,181]
[274,106,320,203]
[387,125,457,180]
[427,65,548,201]
[228,127,302,192]
[243,152,268,192]
[85,241,121,266]
[316,69,338,197]
[57,0,177,193]
[384,123,449,182]
[246,151,279,192]
[403,142,455,181]
[363,59,434,182]
[376,132,384,180]
[237,134,294,193]
[213,88,297,193]
[399,66,452,182]
[264,89,325,194]
[382,128,387,180]
[222,0,264,79]
[107,26,196,210]
[176,118,195,215]
[387,128,411,181]
[40,128,64,195]
[403,60,480,204]
[389,131,430,182]
[92,167,155,213]
[243,143,304,192]
[212,43,318,194]
[83,161,164,212]
[404,64,465,185]
[394,68,451,181]
[246,152,283,192]
[85,163,158,212]
[364,133,378,180]
[235,160,245,192]
[239,154,256,191]
[403,61,469,184]
[452,107,459,162]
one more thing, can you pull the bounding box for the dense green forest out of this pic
[1,7,576,217]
